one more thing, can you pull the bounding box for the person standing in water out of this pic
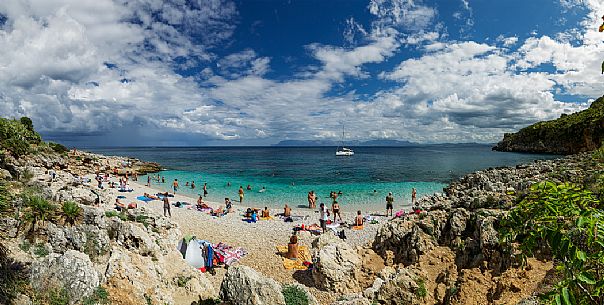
[308,191,313,208]
[203,182,208,197]
[172,179,179,194]
[239,185,245,203]
[411,188,417,205]
[386,192,394,217]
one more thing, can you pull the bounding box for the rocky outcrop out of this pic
[219,265,286,305]
[312,234,363,293]
[493,95,604,154]
[30,250,100,304]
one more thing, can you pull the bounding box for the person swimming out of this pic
[258,186,266,193]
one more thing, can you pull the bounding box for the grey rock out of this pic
[0,217,19,238]
[312,234,362,293]
[219,265,285,305]
[30,250,100,304]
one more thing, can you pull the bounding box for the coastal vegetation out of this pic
[499,147,604,304]
[494,96,604,154]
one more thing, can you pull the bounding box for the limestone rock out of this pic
[375,268,420,305]
[330,294,372,305]
[219,265,285,305]
[0,217,19,238]
[30,250,100,304]
[312,234,362,293]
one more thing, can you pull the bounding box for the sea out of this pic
[86,144,557,211]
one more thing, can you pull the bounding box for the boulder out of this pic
[312,234,362,293]
[30,250,100,304]
[219,265,285,305]
[375,268,420,305]
[108,218,159,257]
[373,219,435,265]
[0,217,19,238]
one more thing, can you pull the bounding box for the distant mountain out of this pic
[273,139,415,147]
[493,95,604,154]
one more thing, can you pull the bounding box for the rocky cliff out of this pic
[493,96,604,154]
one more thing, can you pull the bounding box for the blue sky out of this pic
[0,0,602,146]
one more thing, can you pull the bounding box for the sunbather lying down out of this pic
[115,199,137,211]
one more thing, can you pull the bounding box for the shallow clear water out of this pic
[87,145,556,210]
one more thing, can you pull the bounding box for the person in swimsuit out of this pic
[308,191,313,208]
[261,207,270,218]
[203,182,208,196]
[239,186,244,203]
[172,179,178,194]
[354,210,364,227]
[386,192,394,217]
[284,204,291,217]
[411,188,417,205]
[163,192,171,217]
[319,203,328,233]
[332,201,342,222]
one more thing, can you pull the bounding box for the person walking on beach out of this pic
[319,203,328,233]
[386,192,394,217]
[239,186,245,203]
[172,179,179,194]
[411,188,417,205]
[163,192,171,217]
[203,182,208,197]
[332,201,342,222]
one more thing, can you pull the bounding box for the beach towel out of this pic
[276,245,312,270]
[395,210,405,218]
[326,223,340,229]
[352,225,364,230]
[213,242,247,266]
[259,216,273,221]
[136,196,154,202]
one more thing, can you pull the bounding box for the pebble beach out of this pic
[97,174,387,304]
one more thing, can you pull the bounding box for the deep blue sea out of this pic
[86,145,556,210]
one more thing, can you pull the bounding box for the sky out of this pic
[0,0,603,146]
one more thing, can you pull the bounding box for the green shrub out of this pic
[33,243,49,257]
[0,117,41,157]
[61,201,81,226]
[415,278,427,299]
[282,285,309,305]
[48,288,70,305]
[0,180,10,215]
[19,240,31,252]
[176,275,191,287]
[48,142,68,154]
[499,181,604,304]
[23,195,55,231]
[105,211,118,218]
[82,286,109,305]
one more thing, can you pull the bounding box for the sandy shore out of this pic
[96,175,389,304]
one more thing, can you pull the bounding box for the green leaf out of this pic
[561,287,571,305]
[576,272,596,285]
[555,294,562,305]
[576,250,587,262]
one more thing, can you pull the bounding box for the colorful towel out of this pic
[259,216,273,221]
[136,196,153,202]
[352,225,364,230]
[213,242,247,266]
[276,245,312,270]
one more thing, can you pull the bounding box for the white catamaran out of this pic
[335,125,354,156]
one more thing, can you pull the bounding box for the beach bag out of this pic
[184,240,205,268]
[338,230,347,240]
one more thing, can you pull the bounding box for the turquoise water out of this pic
[87,145,557,210]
